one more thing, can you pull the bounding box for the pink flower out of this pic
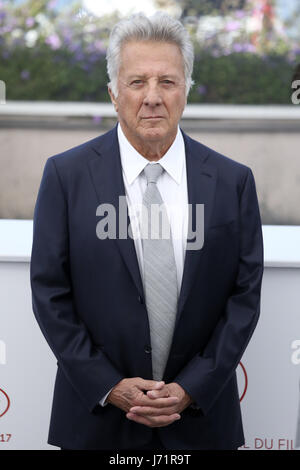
[25,17,35,28]
[48,0,58,9]
[45,33,61,50]
[226,21,241,32]
[235,10,246,19]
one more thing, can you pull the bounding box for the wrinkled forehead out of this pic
[118,39,185,76]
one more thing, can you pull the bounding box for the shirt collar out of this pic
[117,122,185,186]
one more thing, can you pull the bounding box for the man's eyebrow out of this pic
[127,74,147,80]
[159,74,179,80]
[126,74,181,80]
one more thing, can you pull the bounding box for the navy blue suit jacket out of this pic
[30,125,264,450]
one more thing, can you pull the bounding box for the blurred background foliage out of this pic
[0,0,299,103]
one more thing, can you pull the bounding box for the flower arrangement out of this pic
[0,0,298,103]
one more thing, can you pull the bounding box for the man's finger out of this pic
[129,405,179,416]
[131,395,179,408]
[138,379,165,391]
[146,388,169,399]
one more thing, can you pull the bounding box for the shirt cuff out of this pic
[99,387,113,407]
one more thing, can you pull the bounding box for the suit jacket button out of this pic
[144,345,152,354]
[138,295,144,304]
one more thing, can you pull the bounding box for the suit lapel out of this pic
[175,131,217,328]
[88,125,145,300]
[87,126,217,328]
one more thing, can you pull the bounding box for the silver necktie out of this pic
[141,163,178,381]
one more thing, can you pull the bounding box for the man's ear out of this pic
[108,86,118,112]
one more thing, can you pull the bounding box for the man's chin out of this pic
[140,127,166,141]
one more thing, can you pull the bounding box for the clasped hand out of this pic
[107,377,193,428]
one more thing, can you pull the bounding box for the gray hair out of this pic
[106,11,194,98]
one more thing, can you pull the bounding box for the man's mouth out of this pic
[142,116,164,119]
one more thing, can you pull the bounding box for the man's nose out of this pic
[143,83,163,106]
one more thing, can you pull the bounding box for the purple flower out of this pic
[225,21,241,32]
[0,22,14,34]
[48,0,58,9]
[68,42,81,53]
[25,17,35,28]
[75,50,84,61]
[88,52,102,63]
[12,38,24,47]
[235,10,246,19]
[45,33,61,50]
[20,70,30,80]
[93,115,102,124]
[197,85,207,95]
[0,11,6,22]
[232,43,256,53]
[243,44,256,53]
[81,63,92,72]
[62,28,73,45]
[232,43,243,53]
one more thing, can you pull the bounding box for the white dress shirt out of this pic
[99,122,189,406]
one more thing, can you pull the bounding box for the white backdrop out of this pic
[0,221,300,450]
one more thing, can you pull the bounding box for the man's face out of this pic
[109,40,187,149]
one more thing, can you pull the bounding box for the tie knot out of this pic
[144,163,164,185]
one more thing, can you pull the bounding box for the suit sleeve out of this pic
[30,157,125,413]
[174,168,264,415]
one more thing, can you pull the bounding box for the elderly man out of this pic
[30,12,263,450]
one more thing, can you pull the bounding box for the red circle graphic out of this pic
[239,361,248,402]
[0,388,10,417]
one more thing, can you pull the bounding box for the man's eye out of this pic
[131,80,143,85]
[161,80,174,85]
